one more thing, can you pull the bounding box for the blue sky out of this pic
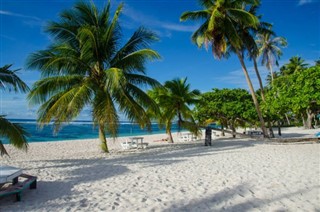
[0,0,319,120]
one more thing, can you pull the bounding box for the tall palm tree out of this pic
[180,0,268,137]
[237,4,274,102]
[0,64,29,156]
[254,30,287,138]
[256,32,287,82]
[148,78,200,143]
[27,1,161,153]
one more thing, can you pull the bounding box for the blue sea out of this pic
[2,119,181,143]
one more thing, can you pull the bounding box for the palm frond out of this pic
[0,65,29,93]
[0,116,29,156]
[111,27,159,66]
[93,91,119,137]
[228,8,259,28]
[180,10,209,21]
[114,49,160,74]
[28,75,84,105]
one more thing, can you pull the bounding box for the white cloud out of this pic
[298,0,314,6]
[0,34,15,41]
[122,5,198,36]
[215,65,270,90]
[0,10,41,21]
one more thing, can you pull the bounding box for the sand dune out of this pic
[0,127,319,211]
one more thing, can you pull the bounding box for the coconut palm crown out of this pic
[0,64,29,156]
[180,0,260,59]
[256,32,287,82]
[181,0,269,137]
[27,1,161,152]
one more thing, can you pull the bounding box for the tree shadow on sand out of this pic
[162,182,320,212]
[0,162,129,210]
[0,139,261,209]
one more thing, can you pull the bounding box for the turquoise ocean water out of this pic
[2,119,181,143]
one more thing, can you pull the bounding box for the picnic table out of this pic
[121,137,148,149]
[129,137,148,149]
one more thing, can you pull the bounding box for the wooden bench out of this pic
[0,174,37,201]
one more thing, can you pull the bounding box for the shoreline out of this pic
[1,127,319,211]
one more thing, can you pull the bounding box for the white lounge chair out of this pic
[0,165,37,201]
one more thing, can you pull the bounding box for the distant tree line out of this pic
[194,57,320,137]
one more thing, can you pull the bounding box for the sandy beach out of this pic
[0,127,319,211]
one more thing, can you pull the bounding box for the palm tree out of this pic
[180,0,268,137]
[0,64,29,156]
[256,32,287,82]
[27,1,161,153]
[255,31,287,138]
[281,56,308,75]
[148,78,200,143]
[235,5,274,102]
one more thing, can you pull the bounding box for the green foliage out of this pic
[148,78,201,142]
[280,56,308,76]
[0,65,29,156]
[195,88,257,128]
[27,1,161,152]
[0,116,29,156]
[263,65,320,124]
[0,64,29,93]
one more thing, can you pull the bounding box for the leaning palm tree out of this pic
[27,1,161,153]
[181,0,268,137]
[0,64,29,156]
[237,5,274,102]
[256,32,287,82]
[148,78,201,143]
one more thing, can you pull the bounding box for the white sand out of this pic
[0,127,319,211]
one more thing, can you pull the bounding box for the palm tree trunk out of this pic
[166,121,174,143]
[236,52,268,138]
[99,123,109,153]
[253,58,265,101]
[270,65,274,82]
[254,59,272,136]
[167,130,174,143]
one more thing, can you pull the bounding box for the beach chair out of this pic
[0,166,37,201]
